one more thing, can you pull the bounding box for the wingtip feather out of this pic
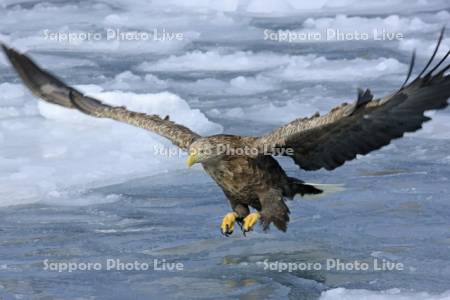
[0,42,8,53]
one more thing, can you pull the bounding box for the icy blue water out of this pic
[1,1,450,299]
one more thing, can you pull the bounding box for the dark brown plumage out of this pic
[2,29,450,235]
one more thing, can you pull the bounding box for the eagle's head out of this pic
[187,138,223,167]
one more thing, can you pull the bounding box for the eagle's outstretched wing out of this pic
[1,44,200,150]
[253,29,450,171]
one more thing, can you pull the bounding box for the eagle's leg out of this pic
[258,188,290,232]
[220,203,249,236]
[221,212,238,236]
[242,212,260,233]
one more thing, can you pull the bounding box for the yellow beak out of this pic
[186,153,198,168]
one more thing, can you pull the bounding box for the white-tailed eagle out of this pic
[2,29,450,235]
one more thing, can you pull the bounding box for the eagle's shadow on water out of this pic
[221,250,327,284]
[214,249,330,300]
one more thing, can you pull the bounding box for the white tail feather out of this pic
[297,183,345,200]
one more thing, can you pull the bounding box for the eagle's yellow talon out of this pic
[221,212,238,236]
[243,212,260,232]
